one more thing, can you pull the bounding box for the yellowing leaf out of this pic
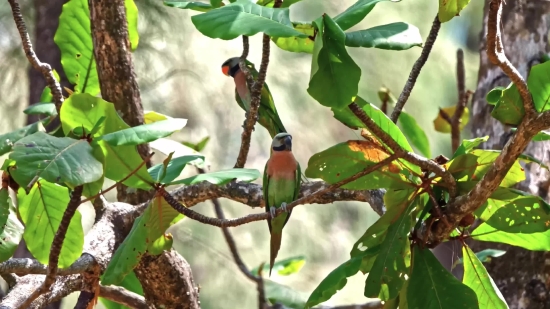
[433,106,470,133]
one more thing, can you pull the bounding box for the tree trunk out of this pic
[470,1,550,308]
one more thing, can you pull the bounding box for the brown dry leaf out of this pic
[347,140,402,173]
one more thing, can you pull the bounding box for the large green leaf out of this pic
[408,246,479,309]
[484,196,550,234]
[0,189,24,262]
[364,201,412,299]
[9,132,103,188]
[94,118,187,147]
[308,15,361,110]
[472,224,550,251]
[18,181,84,268]
[334,0,390,31]
[169,168,260,186]
[345,22,422,50]
[55,0,139,94]
[60,94,154,190]
[251,255,305,276]
[100,271,143,309]
[272,22,315,53]
[398,111,430,158]
[305,140,412,190]
[529,131,550,142]
[150,138,207,170]
[0,120,46,156]
[462,246,508,309]
[526,52,550,112]
[265,279,308,308]
[24,103,57,117]
[148,155,204,184]
[489,83,523,126]
[438,0,472,23]
[190,0,307,40]
[453,136,489,158]
[164,1,216,12]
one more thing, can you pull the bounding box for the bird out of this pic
[221,57,287,139]
[263,132,301,276]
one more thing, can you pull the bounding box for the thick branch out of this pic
[162,156,397,227]
[390,14,441,123]
[234,34,271,168]
[486,0,534,113]
[8,0,64,112]
[99,285,148,309]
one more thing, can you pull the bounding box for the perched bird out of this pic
[221,57,287,138]
[263,132,301,276]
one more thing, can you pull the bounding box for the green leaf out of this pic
[0,120,46,156]
[531,131,550,142]
[462,246,509,309]
[527,60,550,112]
[60,94,154,190]
[148,155,204,184]
[24,103,57,117]
[9,132,103,188]
[164,1,215,12]
[334,0,392,31]
[398,111,430,158]
[305,140,412,190]
[272,22,315,53]
[472,224,550,251]
[490,83,524,126]
[305,254,366,308]
[486,87,505,105]
[345,22,422,50]
[256,0,303,7]
[55,0,100,94]
[308,15,361,110]
[408,246,479,309]
[94,118,187,147]
[0,189,24,262]
[169,168,260,186]
[251,255,306,277]
[456,249,506,265]
[18,181,84,268]
[39,70,61,103]
[364,200,412,299]
[151,138,207,169]
[182,136,210,152]
[100,271,143,309]
[125,0,140,51]
[438,0,472,23]
[146,197,183,253]
[433,105,470,133]
[484,196,550,234]
[265,279,308,308]
[190,0,307,40]
[453,136,489,158]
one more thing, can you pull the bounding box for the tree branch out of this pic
[390,14,441,123]
[99,285,148,309]
[162,155,397,227]
[234,33,271,168]
[486,0,535,113]
[7,0,64,112]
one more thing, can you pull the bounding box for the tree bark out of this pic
[88,1,200,308]
[470,1,550,308]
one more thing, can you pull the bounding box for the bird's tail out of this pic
[269,232,283,276]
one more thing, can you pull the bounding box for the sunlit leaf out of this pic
[251,255,306,276]
[150,138,207,169]
[272,22,315,53]
[398,111,430,158]
[438,0,472,23]
[39,70,61,103]
[433,105,470,133]
[345,22,422,50]
[408,246,479,308]
[18,181,84,268]
[94,118,187,147]
[527,61,550,112]
[169,168,260,186]
[191,0,307,40]
[484,196,550,234]
[0,189,24,262]
[143,110,172,124]
[462,246,509,309]
[472,224,550,251]
[490,83,523,126]
[453,136,489,158]
[148,155,204,184]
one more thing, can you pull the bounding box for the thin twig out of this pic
[234,34,271,168]
[7,0,64,112]
[18,185,84,308]
[257,262,268,309]
[100,285,148,309]
[486,0,535,113]
[80,152,154,204]
[450,49,470,152]
[162,155,398,227]
[390,14,441,123]
[349,102,457,197]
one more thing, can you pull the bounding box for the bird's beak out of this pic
[283,135,292,150]
[221,66,230,76]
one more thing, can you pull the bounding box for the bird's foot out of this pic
[270,206,277,219]
[280,202,288,213]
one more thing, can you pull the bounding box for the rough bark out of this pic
[470,1,550,308]
[88,1,200,308]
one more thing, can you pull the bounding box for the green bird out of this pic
[263,132,301,276]
[221,57,287,138]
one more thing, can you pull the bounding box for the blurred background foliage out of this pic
[0,0,484,307]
